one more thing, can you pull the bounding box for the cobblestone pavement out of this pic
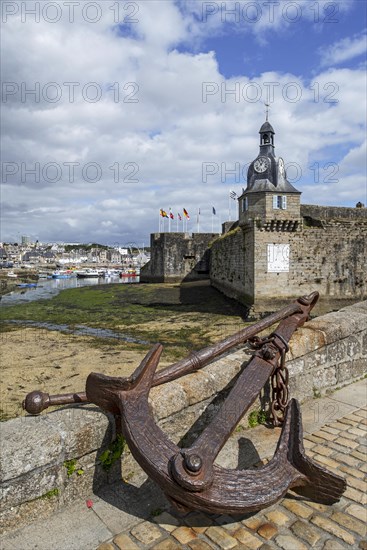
[95,406,367,550]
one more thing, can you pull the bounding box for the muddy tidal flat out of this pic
[0,281,249,419]
[1,280,359,420]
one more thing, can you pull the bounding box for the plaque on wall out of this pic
[267,244,290,272]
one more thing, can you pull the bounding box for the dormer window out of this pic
[273,195,287,210]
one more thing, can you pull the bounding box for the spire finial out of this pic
[265,102,270,122]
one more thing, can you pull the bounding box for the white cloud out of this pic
[1,0,366,243]
[319,31,367,67]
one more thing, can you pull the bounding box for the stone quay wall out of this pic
[0,301,366,534]
[140,232,219,283]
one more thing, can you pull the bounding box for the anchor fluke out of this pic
[273,399,346,504]
[285,401,347,504]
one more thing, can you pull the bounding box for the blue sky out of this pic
[1,0,366,244]
[199,2,366,78]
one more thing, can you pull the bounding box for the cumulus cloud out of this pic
[1,0,366,243]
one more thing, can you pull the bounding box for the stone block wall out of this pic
[210,226,254,303]
[253,219,367,299]
[140,232,218,283]
[210,205,367,304]
[239,192,301,225]
[301,204,367,221]
[0,301,366,534]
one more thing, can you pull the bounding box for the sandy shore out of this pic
[0,328,173,419]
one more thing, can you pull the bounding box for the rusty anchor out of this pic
[23,292,346,515]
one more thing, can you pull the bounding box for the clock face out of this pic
[254,157,268,173]
[278,157,285,176]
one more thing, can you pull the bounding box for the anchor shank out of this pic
[188,299,316,467]
[171,294,319,492]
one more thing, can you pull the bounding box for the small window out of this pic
[242,197,248,212]
[273,195,287,210]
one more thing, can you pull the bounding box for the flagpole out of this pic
[211,210,213,233]
[228,193,231,221]
[197,208,200,233]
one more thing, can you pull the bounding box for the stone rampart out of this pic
[209,227,252,302]
[140,232,218,283]
[253,220,367,299]
[210,206,367,304]
[0,301,366,534]
[301,204,367,221]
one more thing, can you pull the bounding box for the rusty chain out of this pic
[248,332,290,427]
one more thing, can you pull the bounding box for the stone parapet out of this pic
[301,204,367,221]
[0,301,366,533]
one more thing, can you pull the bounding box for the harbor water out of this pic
[0,275,139,306]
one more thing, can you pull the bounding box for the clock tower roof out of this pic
[241,119,301,196]
[259,121,275,134]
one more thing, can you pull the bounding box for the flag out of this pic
[183,208,190,220]
[160,209,168,218]
[212,206,216,215]
[178,213,182,221]
[229,190,237,200]
[170,212,174,219]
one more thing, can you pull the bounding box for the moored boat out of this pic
[119,269,138,278]
[101,269,120,278]
[75,268,101,278]
[52,270,74,279]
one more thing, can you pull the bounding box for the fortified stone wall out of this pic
[1,301,366,534]
[301,204,367,221]
[253,220,367,299]
[209,227,254,303]
[210,206,367,304]
[140,232,218,283]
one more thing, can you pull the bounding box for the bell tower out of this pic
[239,118,301,231]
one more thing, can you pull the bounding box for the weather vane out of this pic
[265,102,270,122]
